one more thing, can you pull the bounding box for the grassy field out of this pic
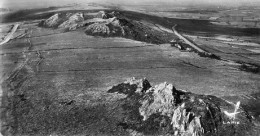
[1,6,260,135]
[1,23,260,135]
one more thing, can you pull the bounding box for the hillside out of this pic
[1,5,260,136]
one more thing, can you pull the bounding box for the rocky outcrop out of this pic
[85,23,110,36]
[39,11,174,44]
[95,11,114,19]
[108,78,257,136]
[58,12,84,30]
[40,13,62,27]
[84,16,170,44]
[39,12,84,30]
[85,17,125,37]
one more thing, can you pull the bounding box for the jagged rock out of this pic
[85,23,111,36]
[139,82,177,121]
[39,11,171,44]
[84,17,133,37]
[85,17,126,36]
[108,77,151,96]
[108,78,257,136]
[84,15,170,44]
[58,12,84,30]
[40,13,62,27]
[109,11,120,17]
[39,12,84,30]
[95,11,113,19]
[171,103,204,136]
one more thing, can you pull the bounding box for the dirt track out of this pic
[0,24,19,45]
[172,25,206,53]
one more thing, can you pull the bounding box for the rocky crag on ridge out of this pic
[39,11,174,44]
[108,78,259,136]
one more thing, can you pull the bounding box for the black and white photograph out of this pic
[0,0,260,135]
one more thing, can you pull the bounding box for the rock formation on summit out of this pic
[95,11,113,19]
[108,78,258,136]
[39,11,173,44]
[85,17,126,36]
[84,15,171,44]
[58,12,84,30]
[40,13,62,27]
[85,23,111,36]
[39,12,84,30]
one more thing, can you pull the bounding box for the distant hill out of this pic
[39,10,175,44]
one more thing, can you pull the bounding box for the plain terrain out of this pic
[1,3,260,135]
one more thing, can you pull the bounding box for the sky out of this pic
[1,0,260,9]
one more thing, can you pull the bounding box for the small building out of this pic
[170,39,189,50]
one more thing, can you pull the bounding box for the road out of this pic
[171,25,206,53]
[0,24,20,45]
